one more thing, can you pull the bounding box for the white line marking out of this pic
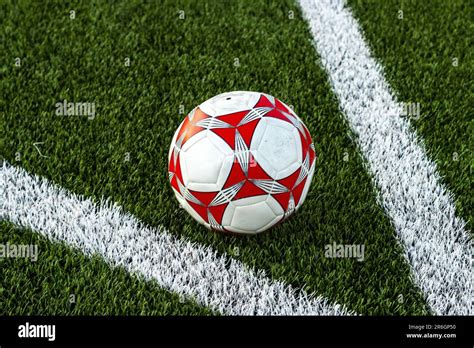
[0,163,352,315]
[298,0,472,315]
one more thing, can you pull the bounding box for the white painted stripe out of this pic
[0,163,352,315]
[298,0,472,315]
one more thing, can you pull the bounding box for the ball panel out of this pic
[199,91,261,117]
[256,215,283,233]
[266,195,285,216]
[251,117,302,180]
[222,195,281,234]
[230,200,272,231]
[180,131,233,192]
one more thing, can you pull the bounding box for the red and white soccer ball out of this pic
[168,91,316,235]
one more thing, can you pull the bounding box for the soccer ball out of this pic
[168,91,316,235]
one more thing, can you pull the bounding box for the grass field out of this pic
[1,0,471,315]
[349,0,473,232]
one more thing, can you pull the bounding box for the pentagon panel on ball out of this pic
[168,91,316,235]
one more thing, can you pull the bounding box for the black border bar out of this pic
[0,315,472,346]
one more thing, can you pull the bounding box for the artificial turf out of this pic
[2,0,468,315]
[348,0,473,232]
[0,222,214,315]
